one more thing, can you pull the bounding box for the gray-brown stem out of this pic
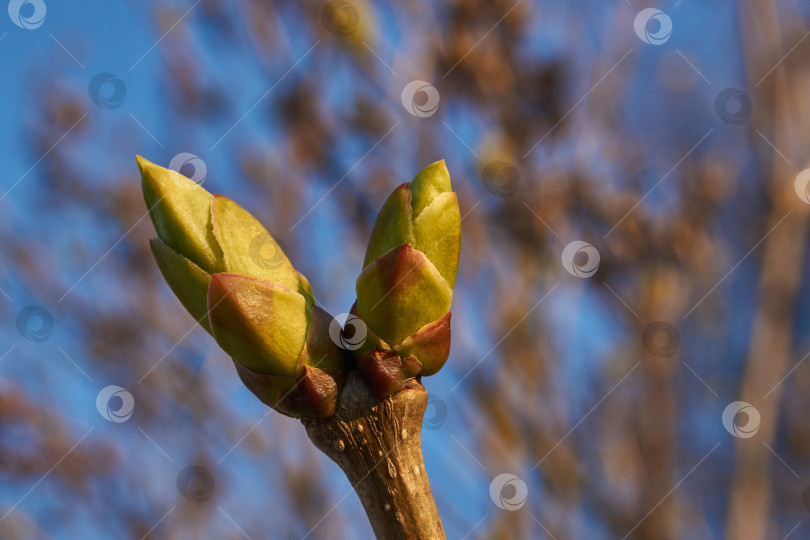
[302,371,446,539]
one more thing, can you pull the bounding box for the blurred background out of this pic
[1,0,810,538]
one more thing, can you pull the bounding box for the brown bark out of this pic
[302,371,446,539]
[725,2,810,539]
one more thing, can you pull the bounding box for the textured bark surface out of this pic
[302,371,446,539]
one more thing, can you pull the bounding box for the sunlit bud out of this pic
[354,161,460,396]
[139,156,344,417]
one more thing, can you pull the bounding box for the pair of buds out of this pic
[138,156,460,418]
